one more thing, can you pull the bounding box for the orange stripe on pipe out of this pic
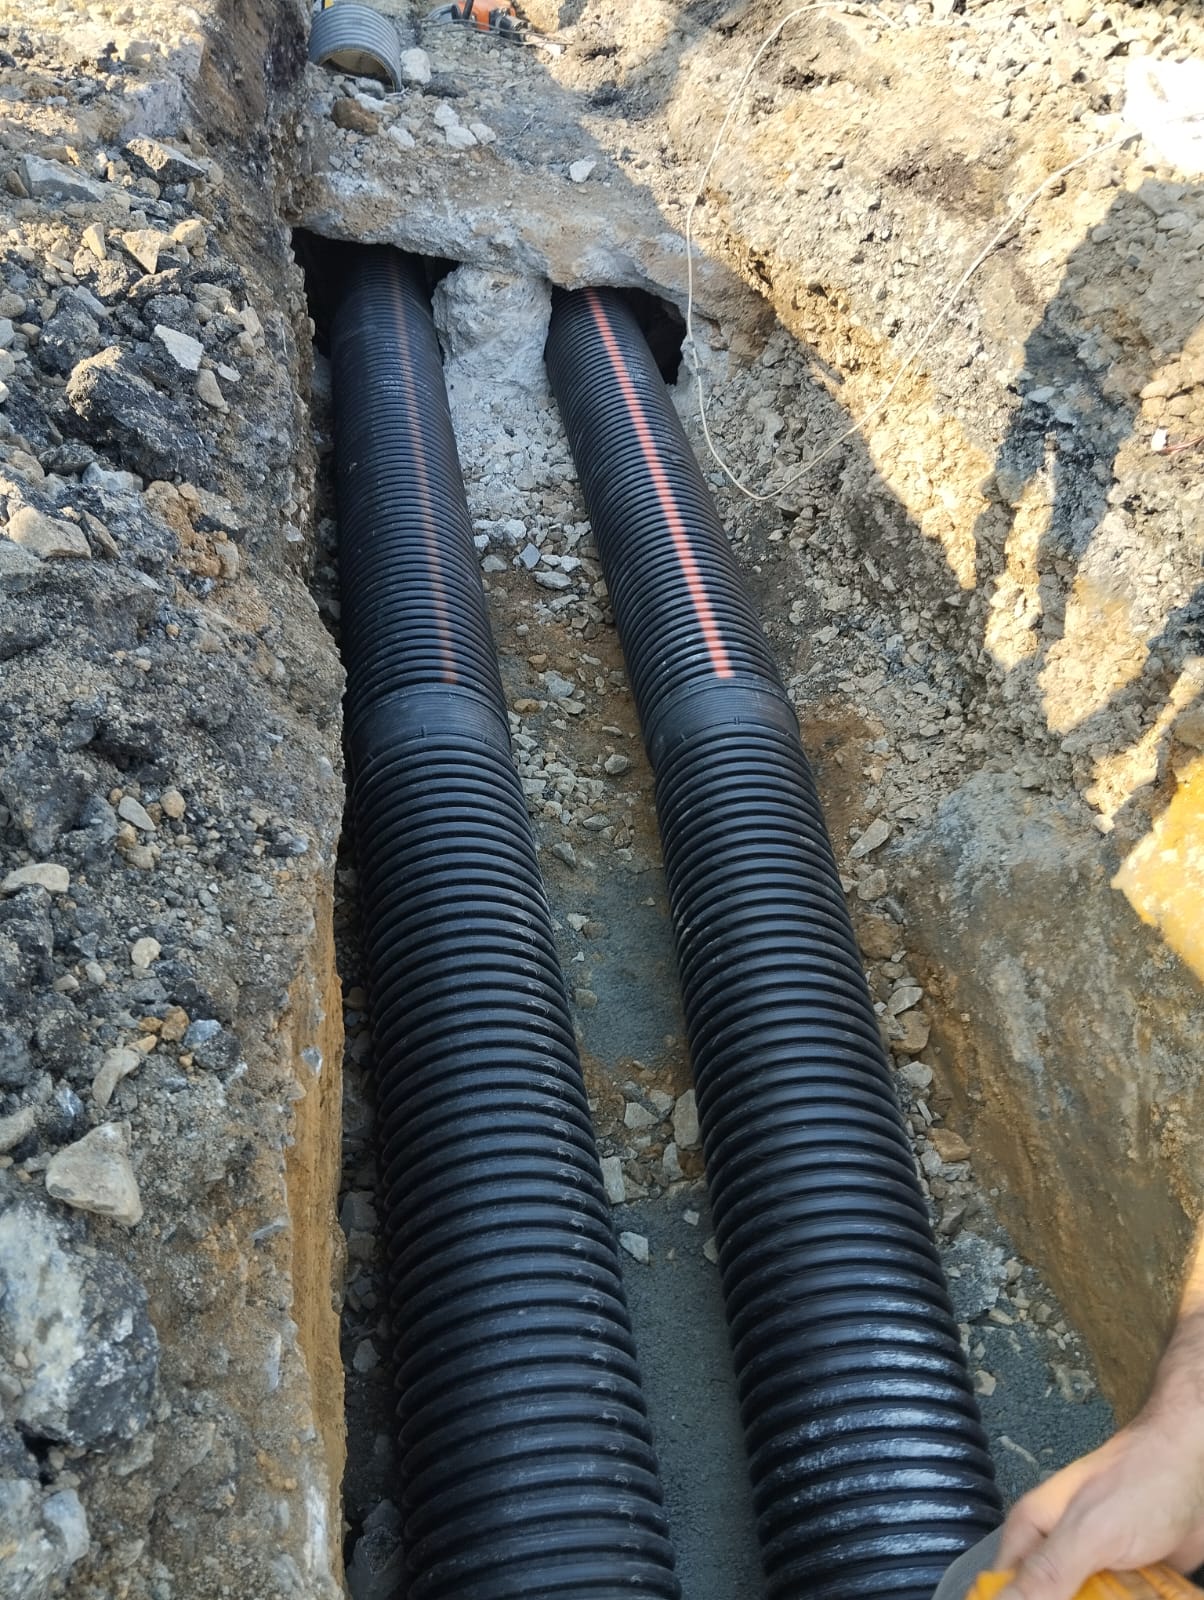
[388,272,459,686]
[584,289,733,680]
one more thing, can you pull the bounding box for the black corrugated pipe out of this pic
[545,287,1002,1600]
[331,248,680,1600]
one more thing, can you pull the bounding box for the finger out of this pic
[998,1456,1106,1570]
[999,1484,1078,1571]
[997,1505,1047,1572]
[1168,1523,1204,1576]
[995,1515,1103,1600]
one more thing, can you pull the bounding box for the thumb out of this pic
[995,1518,1102,1600]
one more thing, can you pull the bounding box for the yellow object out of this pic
[968,1568,1204,1600]
[1113,753,1204,985]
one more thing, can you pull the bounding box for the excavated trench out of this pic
[3,2,1203,1594]
[283,30,1204,1540]
[283,10,1204,1465]
[291,228,1114,1598]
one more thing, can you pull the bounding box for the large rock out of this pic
[124,136,207,187]
[35,293,102,379]
[0,1473,90,1600]
[4,506,91,561]
[894,773,1203,1414]
[0,1200,158,1448]
[65,346,206,482]
[18,154,105,203]
[45,1122,144,1227]
[432,265,552,394]
[0,756,92,855]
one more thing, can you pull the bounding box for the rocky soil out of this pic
[2,0,1202,1593]
[0,0,349,1594]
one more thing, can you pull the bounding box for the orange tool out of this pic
[428,1,523,36]
[968,1568,1204,1600]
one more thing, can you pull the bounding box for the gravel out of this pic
[0,2,347,1589]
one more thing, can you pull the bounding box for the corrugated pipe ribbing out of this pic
[331,249,679,1600]
[308,2,403,90]
[546,286,1001,1600]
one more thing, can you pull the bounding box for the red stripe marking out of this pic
[584,289,733,679]
[388,272,458,686]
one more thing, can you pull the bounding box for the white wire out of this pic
[681,3,1139,504]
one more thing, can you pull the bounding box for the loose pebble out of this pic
[45,1122,143,1226]
[154,324,204,372]
[130,937,161,970]
[887,984,924,1016]
[671,1090,700,1151]
[931,1129,972,1164]
[623,1100,657,1132]
[2,862,69,895]
[898,1061,934,1090]
[5,506,90,560]
[619,1231,649,1265]
[119,228,167,274]
[849,817,891,858]
[117,796,156,832]
[399,47,431,85]
[195,367,228,411]
[0,1104,36,1153]
[600,1155,626,1205]
[92,1048,142,1109]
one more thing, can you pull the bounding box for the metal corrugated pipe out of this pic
[545,285,1002,1600]
[332,250,680,1600]
[308,2,403,89]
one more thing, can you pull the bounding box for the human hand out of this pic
[994,1413,1204,1600]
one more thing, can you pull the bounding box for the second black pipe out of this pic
[546,286,1002,1600]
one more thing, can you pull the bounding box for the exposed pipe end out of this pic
[309,4,403,91]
